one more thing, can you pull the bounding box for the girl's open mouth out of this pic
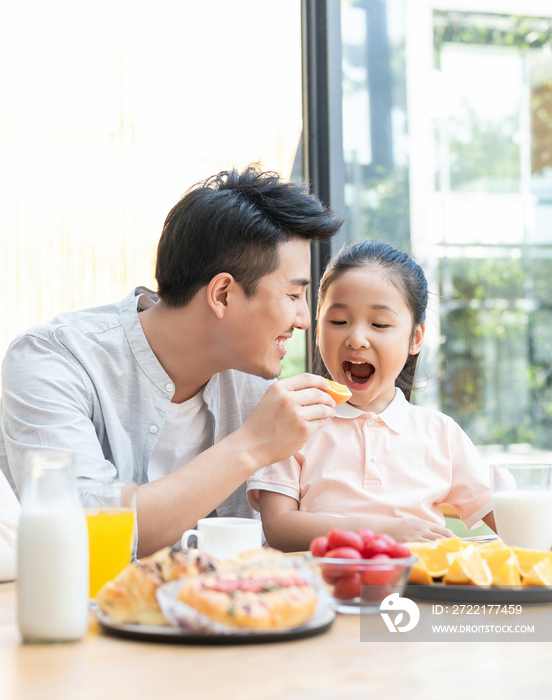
[342,360,375,387]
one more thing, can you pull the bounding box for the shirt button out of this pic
[369,454,377,462]
[150,425,158,434]
[165,383,174,393]
[368,419,374,426]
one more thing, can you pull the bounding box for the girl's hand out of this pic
[387,518,455,543]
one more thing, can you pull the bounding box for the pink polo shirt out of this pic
[247,388,492,530]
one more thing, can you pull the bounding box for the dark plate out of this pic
[96,604,336,645]
[405,583,552,605]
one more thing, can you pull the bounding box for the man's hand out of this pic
[238,373,336,468]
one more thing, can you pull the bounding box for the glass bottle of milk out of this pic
[17,450,89,642]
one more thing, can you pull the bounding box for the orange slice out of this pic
[408,560,434,585]
[324,380,352,405]
[492,556,521,588]
[477,538,507,554]
[442,546,492,587]
[521,558,552,587]
[511,547,552,579]
[476,543,520,587]
[442,558,471,585]
[407,538,463,578]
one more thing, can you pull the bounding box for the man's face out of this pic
[225,238,311,379]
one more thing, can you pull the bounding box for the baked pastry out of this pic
[96,546,219,625]
[96,560,167,625]
[222,547,285,569]
[145,546,218,581]
[176,566,317,631]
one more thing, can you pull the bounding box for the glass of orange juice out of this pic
[77,479,137,599]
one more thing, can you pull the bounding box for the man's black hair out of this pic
[155,164,343,307]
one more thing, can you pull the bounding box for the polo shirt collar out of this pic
[334,387,410,434]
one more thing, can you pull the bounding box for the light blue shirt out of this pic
[0,288,272,520]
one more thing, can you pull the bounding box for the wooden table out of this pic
[2,580,552,700]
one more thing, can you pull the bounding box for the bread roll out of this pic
[96,560,167,625]
[221,547,285,569]
[145,546,218,581]
[96,547,219,625]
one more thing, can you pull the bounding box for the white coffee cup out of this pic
[181,517,263,560]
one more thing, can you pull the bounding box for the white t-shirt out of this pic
[138,292,214,484]
[148,388,214,482]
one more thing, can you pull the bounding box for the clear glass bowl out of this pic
[306,554,418,615]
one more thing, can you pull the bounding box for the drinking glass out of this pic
[490,464,552,550]
[77,479,137,598]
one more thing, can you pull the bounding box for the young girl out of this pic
[247,241,496,551]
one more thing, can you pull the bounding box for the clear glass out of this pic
[77,479,137,599]
[17,451,89,642]
[340,0,410,250]
[21,450,82,508]
[430,11,552,458]
[307,554,417,615]
[491,463,552,550]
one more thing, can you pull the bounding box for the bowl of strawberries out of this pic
[306,529,418,614]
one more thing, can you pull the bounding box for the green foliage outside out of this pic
[278,329,307,380]
[433,11,552,60]
[449,111,520,193]
[440,256,552,449]
[341,7,552,452]
[432,11,552,450]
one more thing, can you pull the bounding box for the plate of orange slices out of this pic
[404,537,552,604]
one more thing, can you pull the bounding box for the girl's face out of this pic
[317,266,425,414]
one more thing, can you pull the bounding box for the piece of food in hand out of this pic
[96,546,220,625]
[177,566,317,631]
[324,380,353,405]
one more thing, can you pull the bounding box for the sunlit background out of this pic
[0,0,303,363]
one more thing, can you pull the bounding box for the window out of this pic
[311,0,552,458]
[0,1,305,375]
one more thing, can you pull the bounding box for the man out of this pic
[1,165,342,556]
